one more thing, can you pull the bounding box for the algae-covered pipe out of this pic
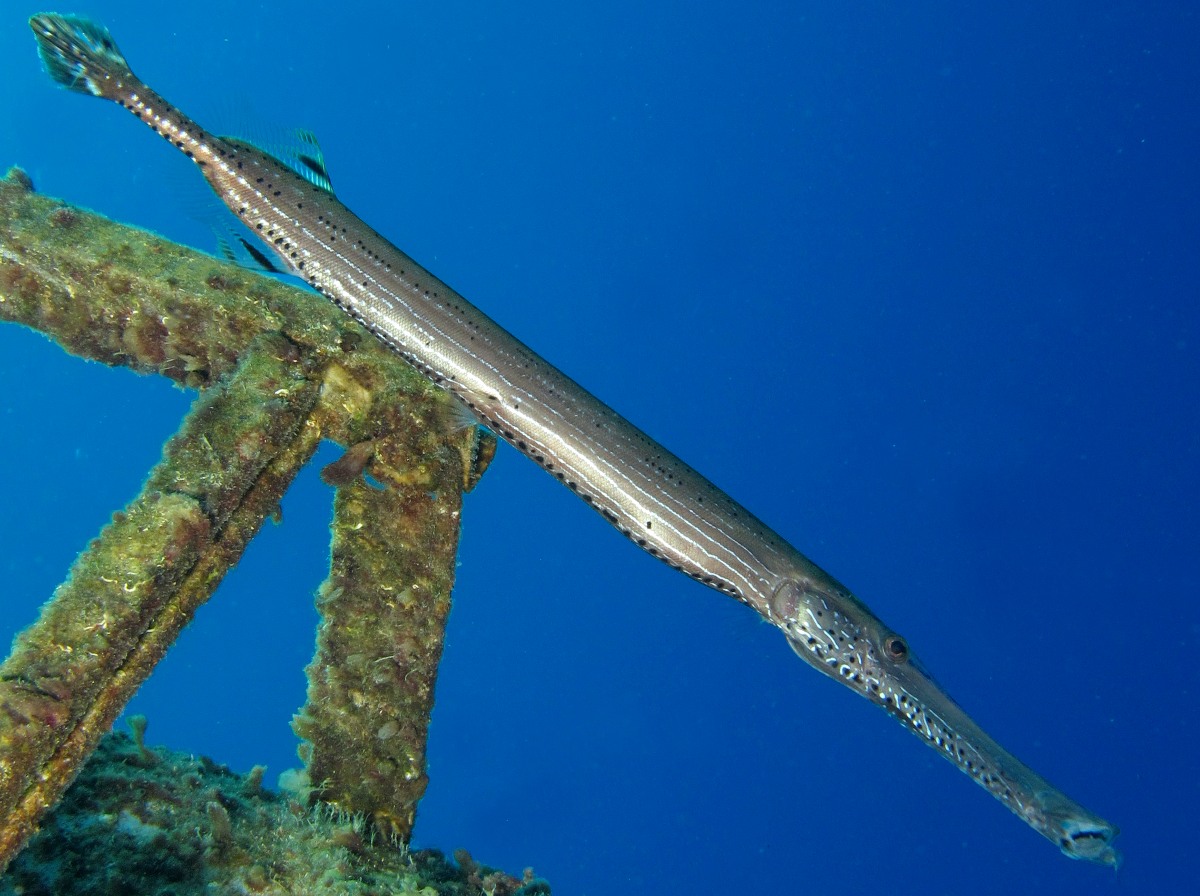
[0,168,492,869]
[295,382,475,838]
[0,339,320,870]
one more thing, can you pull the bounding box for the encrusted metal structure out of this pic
[0,168,494,872]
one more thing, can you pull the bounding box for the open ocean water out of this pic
[1,2,1197,893]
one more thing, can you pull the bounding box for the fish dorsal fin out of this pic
[289,130,335,193]
[221,129,336,194]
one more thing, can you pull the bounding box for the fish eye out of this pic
[884,635,909,662]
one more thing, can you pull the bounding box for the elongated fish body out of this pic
[29,13,1119,866]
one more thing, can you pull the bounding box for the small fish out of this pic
[29,13,1119,866]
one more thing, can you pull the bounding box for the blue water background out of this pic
[2,3,1196,893]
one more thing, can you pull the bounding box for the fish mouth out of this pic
[1053,812,1121,868]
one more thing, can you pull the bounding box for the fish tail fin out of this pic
[30,13,135,100]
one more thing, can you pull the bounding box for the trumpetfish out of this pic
[28,12,1119,867]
